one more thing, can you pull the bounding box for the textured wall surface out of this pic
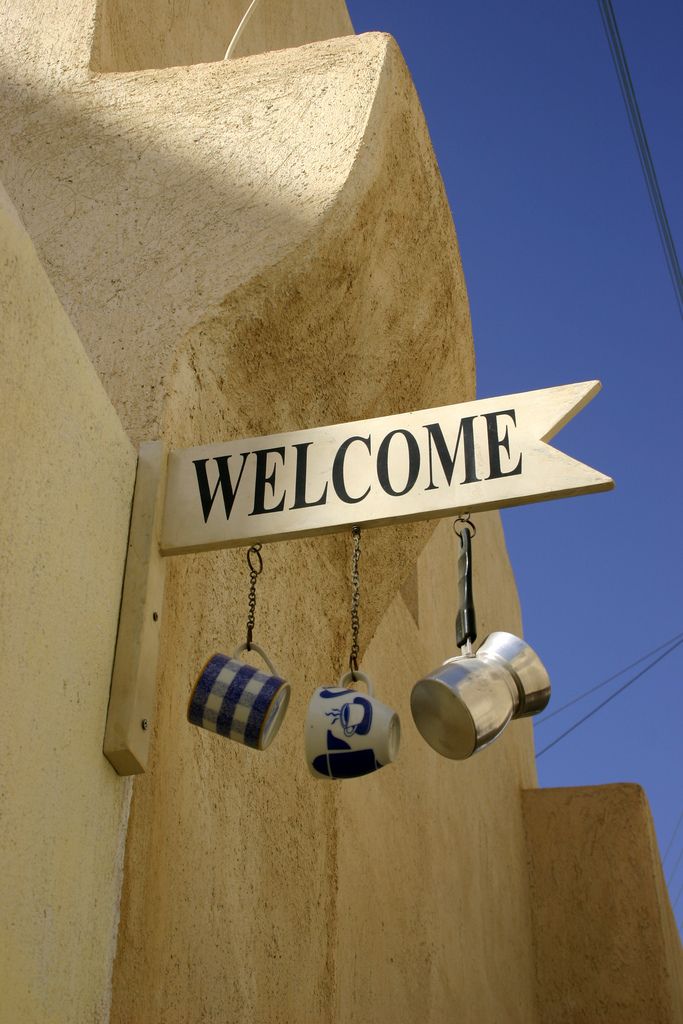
[110,514,539,1024]
[523,785,683,1024]
[0,14,477,691]
[92,0,354,71]
[0,0,352,77]
[103,29,533,1016]
[0,185,136,1023]
[335,515,539,1024]
[2,1,680,1021]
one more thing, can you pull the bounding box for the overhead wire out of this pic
[536,630,683,725]
[594,0,683,935]
[664,823,683,929]
[597,0,683,318]
[536,635,683,758]
[663,808,683,867]
[673,878,683,913]
[667,844,683,887]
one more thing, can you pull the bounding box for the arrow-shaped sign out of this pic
[160,381,613,554]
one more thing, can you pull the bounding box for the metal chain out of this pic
[246,544,263,649]
[349,526,361,676]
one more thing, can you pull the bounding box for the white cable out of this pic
[224,0,263,60]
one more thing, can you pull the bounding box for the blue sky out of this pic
[346,0,683,926]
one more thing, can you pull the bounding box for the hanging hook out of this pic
[453,513,477,540]
[246,544,263,649]
[247,544,263,576]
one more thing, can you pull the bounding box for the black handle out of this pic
[455,527,477,649]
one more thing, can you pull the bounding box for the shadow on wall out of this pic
[0,30,476,646]
[0,52,357,442]
[0,30,469,445]
[90,0,354,72]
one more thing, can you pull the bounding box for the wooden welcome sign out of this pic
[104,380,612,776]
[160,380,613,554]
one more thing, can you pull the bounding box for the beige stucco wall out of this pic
[0,11,478,694]
[0,27,469,456]
[1,2,680,1022]
[91,0,354,71]
[0,0,353,78]
[523,785,683,1024]
[0,186,136,1023]
[99,25,541,1018]
[335,515,539,1024]
[110,513,539,1024]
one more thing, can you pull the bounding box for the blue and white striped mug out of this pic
[188,643,290,750]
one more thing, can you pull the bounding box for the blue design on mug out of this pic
[261,689,287,738]
[312,726,382,778]
[188,652,288,749]
[326,730,352,751]
[325,696,373,737]
[312,748,383,779]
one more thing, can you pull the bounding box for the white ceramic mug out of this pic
[305,670,400,779]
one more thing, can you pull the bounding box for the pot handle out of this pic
[455,525,477,652]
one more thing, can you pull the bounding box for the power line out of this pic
[667,843,683,887]
[663,808,683,866]
[673,878,683,913]
[597,0,683,318]
[536,635,683,758]
[537,630,683,725]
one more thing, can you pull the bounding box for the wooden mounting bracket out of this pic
[103,441,167,775]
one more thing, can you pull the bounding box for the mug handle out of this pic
[337,669,375,698]
[231,641,280,679]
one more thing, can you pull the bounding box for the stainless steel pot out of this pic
[410,631,550,759]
